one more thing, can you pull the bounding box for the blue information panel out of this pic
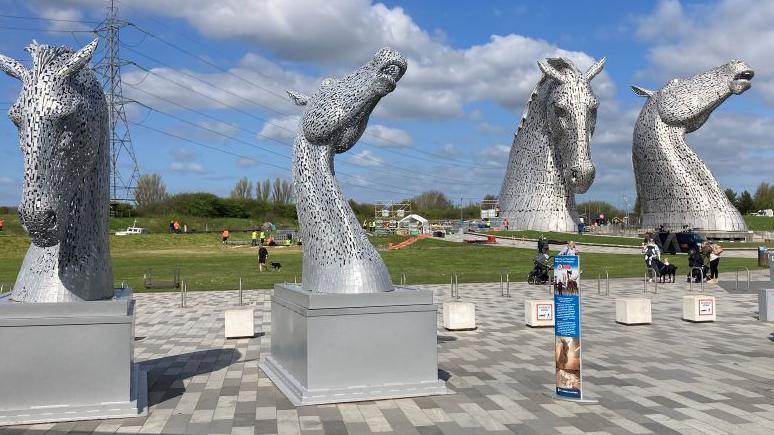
[553,255,582,399]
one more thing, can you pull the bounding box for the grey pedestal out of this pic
[0,289,147,426]
[759,289,774,322]
[260,284,448,406]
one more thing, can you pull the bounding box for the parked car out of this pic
[654,229,706,254]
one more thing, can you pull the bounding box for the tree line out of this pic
[724,182,774,214]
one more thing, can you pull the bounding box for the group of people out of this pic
[642,237,723,283]
[688,241,724,284]
[168,220,182,233]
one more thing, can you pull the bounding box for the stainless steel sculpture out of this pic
[499,57,605,232]
[0,39,113,302]
[287,48,406,293]
[631,61,753,232]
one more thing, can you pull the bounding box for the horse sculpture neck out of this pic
[633,98,747,231]
[292,134,393,294]
[499,79,580,232]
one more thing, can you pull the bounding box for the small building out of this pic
[398,214,430,236]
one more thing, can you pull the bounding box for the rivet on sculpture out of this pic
[499,57,605,232]
[286,48,406,294]
[0,39,113,302]
[631,61,753,232]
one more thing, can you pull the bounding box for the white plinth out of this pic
[615,298,652,325]
[224,308,255,338]
[443,301,476,330]
[525,299,554,327]
[682,295,716,322]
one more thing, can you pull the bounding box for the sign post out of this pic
[552,255,596,402]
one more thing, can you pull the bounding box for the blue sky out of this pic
[0,0,772,208]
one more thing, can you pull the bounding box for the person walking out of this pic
[251,230,258,246]
[708,242,724,283]
[221,229,230,244]
[642,238,661,281]
[258,245,268,272]
[559,240,579,256]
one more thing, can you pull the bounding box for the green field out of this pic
[744,215,774,231]
[0,232,764,293]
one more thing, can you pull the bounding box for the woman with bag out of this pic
[708,242,724,283]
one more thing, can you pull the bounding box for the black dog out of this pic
[270,262,282,271]
[653,259,677,283]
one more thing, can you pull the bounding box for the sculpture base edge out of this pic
[260,284,449,406]
[0,289,147,426]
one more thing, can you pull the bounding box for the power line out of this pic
[0,13,99,24]
[0,25,95,33]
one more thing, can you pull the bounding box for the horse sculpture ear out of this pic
[287,90,309,106]
[537,59,566,83]
[585,57,606,80]
[630,85,655,98]
[56,38,98,78]
[0,54,28,81]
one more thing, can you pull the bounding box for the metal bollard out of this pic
[547,269,554,295]
[597,268,609,296]
[239,276,243,306]
[499,271,511,298]
[401,273,407,286]
[735,266,750,291]
[644,268,658,294]
[180,279,186,308]
[294,275,298,285]
[450,273,460,299]
[688,267,704,293]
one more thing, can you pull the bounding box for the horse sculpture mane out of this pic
[499,57,605,232]
[0,39,113,302]
[631,60,754,232]
[287,48,406,294]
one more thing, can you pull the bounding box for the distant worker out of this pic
[259,230,266,245]
[251,230,258,246]
[485,219,491,229]
[258,245,268,272]
[169,220,174,233]
[0,217,4,232]
[222,229,230,244]
[173,220,180,233]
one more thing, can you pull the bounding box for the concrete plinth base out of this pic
[225,308,255,338]
[260,285,448,406]
[616,298,652,325]
[443,301,476,330]
[525,299,554,327]
[759,289,774,322]
[0,289,147,426]
[682,295,716,322]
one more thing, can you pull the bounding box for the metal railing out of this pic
[689,267,704,293]
[548,269,555,295]
[450,272,460,299]
[180,279,188,307]
[239,276,244,306]
[597,268,609,296]
[500,271,510,297]
[644,268,658,294]
[400,273,407,286]
[735,266,750,291]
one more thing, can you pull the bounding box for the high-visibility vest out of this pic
[260,231,265,238]
[251,231,257,239]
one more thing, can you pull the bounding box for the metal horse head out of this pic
[0,39,105,248]
[631,60,753,133]
[288,47,407,156]
[537,57,604,194]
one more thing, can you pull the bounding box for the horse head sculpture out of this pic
[499,57,605,231]
[0,39,113,302]
[631,60,753,231]
[287,48,406,293]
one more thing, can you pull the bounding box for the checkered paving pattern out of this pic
[5,270,774,434]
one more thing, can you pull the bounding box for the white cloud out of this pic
[170,162,205,174]
[259,115,299,144]
[237,157,258,167]
[635,0,774,105]
[347,150,383,167]
[364,124,412,148]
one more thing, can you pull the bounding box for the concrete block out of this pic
[759,289,774,322]
[225,308,255,338]
[682,295,716,322]
[525,299,554,327]
[615,298,652,325]
[443,301,476,330]
[259,285,447,406]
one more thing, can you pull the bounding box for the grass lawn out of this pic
[0,233,764,292]
[744,215,774,232]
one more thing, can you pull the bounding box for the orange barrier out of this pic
[388,234,432,250]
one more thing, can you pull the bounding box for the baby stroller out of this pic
[528,253,552,285]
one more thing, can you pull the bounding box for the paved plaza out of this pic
[4,270,774,435]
